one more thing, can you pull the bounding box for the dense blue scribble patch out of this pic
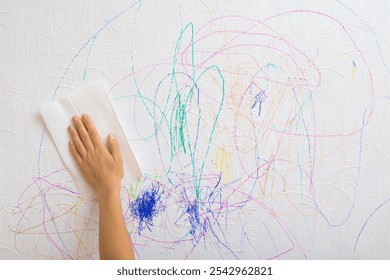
[130,182,164,233]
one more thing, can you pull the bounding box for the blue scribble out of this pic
[251,89,267,116]
[186,201,200,236]
[130,182,164,233]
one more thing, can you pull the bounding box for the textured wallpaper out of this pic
[1,0,389,259]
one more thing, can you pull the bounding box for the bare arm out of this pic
[68,114,135,260]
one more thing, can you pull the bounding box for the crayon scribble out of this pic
[10,1,388,260]
[130,182,164,233]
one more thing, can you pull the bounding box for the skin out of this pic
[67,114,135,260]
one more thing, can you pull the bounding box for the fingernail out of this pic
[82,114,88,120]
[109,134,115,140]
[69,125,74,131]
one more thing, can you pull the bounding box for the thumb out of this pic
[107,134,122,163]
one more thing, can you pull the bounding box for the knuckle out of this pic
[79,128,86,136]
[90,130,97,139]
[70,130,77,139]
[76,142,82,150]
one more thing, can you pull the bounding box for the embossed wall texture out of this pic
[1,0,390,259]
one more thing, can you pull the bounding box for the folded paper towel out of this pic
[40,81,143,199]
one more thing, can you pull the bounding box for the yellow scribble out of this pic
[215,145,231,183]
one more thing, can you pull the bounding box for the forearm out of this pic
[68,114,133,259]
[98,192,135,260]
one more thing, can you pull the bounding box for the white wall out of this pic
[1,0,390,259]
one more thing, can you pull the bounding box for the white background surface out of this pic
[1,0,390,259]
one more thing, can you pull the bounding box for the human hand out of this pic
[68,114,124,200]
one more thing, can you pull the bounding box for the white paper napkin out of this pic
[40,81,143,199]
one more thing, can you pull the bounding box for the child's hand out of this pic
[68,114,124,199]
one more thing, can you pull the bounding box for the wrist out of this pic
[98,192,122,210]
[96,184,121,203]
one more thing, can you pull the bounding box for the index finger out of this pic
[81,114,105,148]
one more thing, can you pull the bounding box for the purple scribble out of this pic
[251,89,267,116]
